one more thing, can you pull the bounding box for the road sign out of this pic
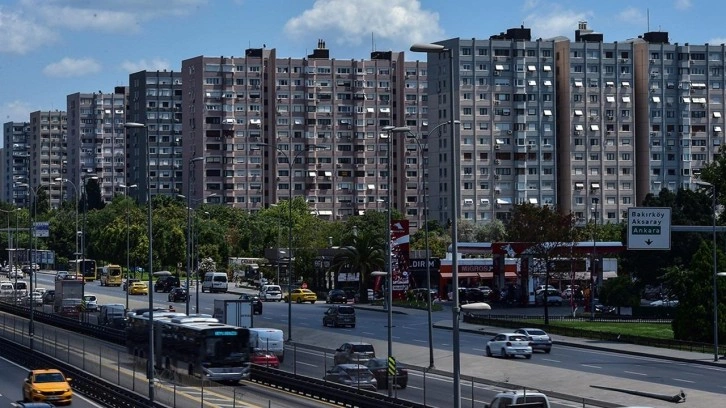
[33,222,49,238]
[627,207,671,250]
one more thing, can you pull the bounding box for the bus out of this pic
[99,264,123,286]
[127,313,251,382]
[69,259,97,282]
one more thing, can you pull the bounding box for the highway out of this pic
[26,274,726,407]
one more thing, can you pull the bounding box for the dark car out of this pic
[364,357,408,389]
[154,275,180,293]
[42,290,55,305]
[167,287,188,302]
[323,305,356,328]
[459,288,487,304]
[239,293,263,315]
[323,364,378,391]
[326,289,348,304]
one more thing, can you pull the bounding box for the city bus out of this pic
[99,264,123,286]
[68,259,97,282]
[127,313,250,382]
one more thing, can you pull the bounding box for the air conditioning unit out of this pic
[494,174,501,180]
[494,189,501,194]
[574,131,581,136]
[495,101,500,105]
[607,116,614,120]
[494,144,501,150]
[701,147,706,151]
[495,159,501,164]
[507,130,513,135]
[493,71,501,76]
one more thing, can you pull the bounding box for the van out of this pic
[485,390,551,408]
[201,272,228,293]
[249,328,285,362]
[0,281,14,298]
[154,275,180,293]
[259,284,283,302]
[15,281,28,297]
[99,304,127,327]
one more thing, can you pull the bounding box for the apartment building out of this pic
[66,88,128,202]
[126,70,183,202]
[27,110,67,208]
[181,41,429,228]
[421,23,726,226]
[1,121,31,206]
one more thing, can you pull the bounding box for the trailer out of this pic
[213,299,253,328]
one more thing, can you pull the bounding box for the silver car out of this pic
[486,333,533,359]
[323,364,378,391]
[333,342,376,365]
[515,328,552,353]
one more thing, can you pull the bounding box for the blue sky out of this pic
[1,0,725,133]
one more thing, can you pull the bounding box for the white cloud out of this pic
[120,58,172,73]
[675,0,692,10]
[525,8,591,39]
[284,0,443,48]
[0,100,33,123]
[43,57,102,78]
[616,7,645,24]
[522,0,540,11]
[0,7,56,54]
[709,37,726,45]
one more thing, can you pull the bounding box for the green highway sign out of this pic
[627,207,671,250]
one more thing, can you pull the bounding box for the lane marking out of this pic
[672,378,695,384]
[624,370,647,376]
[581,364,602,369]
[542,358,561,363]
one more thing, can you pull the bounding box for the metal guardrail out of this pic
[251,365,427,408]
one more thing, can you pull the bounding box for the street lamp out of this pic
[404,120,457,370]
[696,180,719,361]
[590,187,600,322]
[0,208,19,280]
[410,41,460,407]
[119,183,138,311]
[80,175,98,310]
[185,156,204,314]
[124,121,155,402]
[256,142,325,342]
[55,178,79,271]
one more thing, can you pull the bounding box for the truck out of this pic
[213,299,253,328]
[54,279,84,313]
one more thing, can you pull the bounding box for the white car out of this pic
[485,390,551,408]
[83,295,98,312]
[8,269,24,279]
[486,333,533,359]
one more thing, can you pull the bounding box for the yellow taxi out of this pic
[128,281,149,295]
[286,288,318,304]
[22,368,73,404]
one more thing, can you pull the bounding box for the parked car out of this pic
[82,295,98,312]
[128,282,148,295]
[167,287,188,302]
[457,288,488,304]
[364,357,408,389]
[22,368,73,405]
[484,389,551,408]
[333,342,375,365]
[250,350,280,368]
[286,288,317,303]
[154,275,180,293]
[323,364,378,392]
[486,333,533,359]
[595,304,617,314]
[477,286,493,298]
[239,293,263,315]
[649,299,679,307]
[323,305,356,328]
[514,328,552,353]
[326,289,348,304]
[535,289,563,306]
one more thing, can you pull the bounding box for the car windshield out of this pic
[509,335,529,341]
[34,373,65,383]
[526,329,547,336]
[337,307,355,315]
[351,344,374,353]
[366,358,386,368]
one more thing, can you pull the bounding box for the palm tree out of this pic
[330,229,385,303]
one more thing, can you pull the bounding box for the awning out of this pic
[575,125,584,131]
[543,80,552,86]
[682,97,691,103]
[324,171,332,177]
[692,83,707,89]
[652,96,661,103]
[495,65,505,71]
[574,110,583,116]
[496,197,512,205]
[714,112,722,118]
[366,107,375,113]
[591,182,600,189]
[693,97,707,104]
[440,271,518,279]
[606,81,614,86]
[543,109,552,116]
[606,96,615,103]
[317,210,333,216]
[543,65,552,72]
[249,119,261,124]
[495,138,506,144]
[590,124,600,131]
[528,197,538,204]
[715,126,722,132]
[574,81,583,87]
[464,199,473,205]
[358,210,366,215]
[308,171,317,177]
[367,184,375,190]
[380,107,390,113]
[294,119,303,125]
[622,96,631,103]
[621,81,630,87]
[528,80,537,86]
[575,182,584,189]
[527,65,536,72]
[480,198,490,204]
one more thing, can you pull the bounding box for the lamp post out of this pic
[590,190,599,322]
[124,121,155,403]
[411,42,460,407]
[17,184,46,349]
[195,209,211,313]
[80,175,98,309]
[1,208,19,282]
[185,156,204,315]
[404,120,456,369]
[696,181,719,361]
[256,142,325,342]
[55,179,79,271]
[119,184,138,311]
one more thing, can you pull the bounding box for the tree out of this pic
[598,275,640,311]
[507,204,577,324]
[475,219,507,242]
[664,241,726,342]
[330,228,384,303]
